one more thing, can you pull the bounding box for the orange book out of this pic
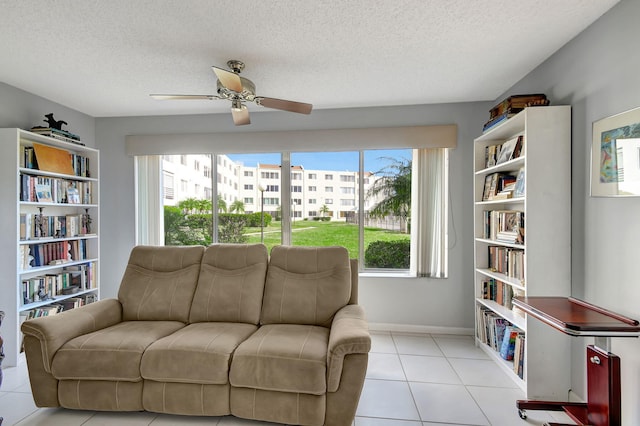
[32,143,74,175]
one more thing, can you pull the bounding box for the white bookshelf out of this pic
[473,106,572,399]
[0,128,100,367]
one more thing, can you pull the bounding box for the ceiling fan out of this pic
[151,60,313,126]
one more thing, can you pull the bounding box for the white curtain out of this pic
[411,148,448,278]
[135,155,164,245]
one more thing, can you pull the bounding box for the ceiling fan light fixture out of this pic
[231,99,246,111]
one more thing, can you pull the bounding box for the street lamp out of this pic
[259,185,265,243]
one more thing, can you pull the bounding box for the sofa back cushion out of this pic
[189,243,268,325]
[118,245,205,322]
[261,245,351,327]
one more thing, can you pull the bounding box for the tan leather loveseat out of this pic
[21,244,370,426]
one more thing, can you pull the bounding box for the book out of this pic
[499,326,519,360]
[485,144,500,168]
[483,112,515,132]
[496,135,523,164]
[482,174,494,201]
[67,186,80,204]
[35,183,53,202]
[32,143,75,175]
[30,127,84,145]
[489,94,548,119]
[513,167,525,198]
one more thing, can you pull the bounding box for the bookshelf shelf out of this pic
[19,167,97,182]
[475,268,525,291]
[477,298,527,331]
[473,106,572,398]
[19,288,98,312]
[0,128,100,367]
[18,235,98,245]
[476,338,525,390]
[18,258,99,276]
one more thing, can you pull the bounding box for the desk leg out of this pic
[586,345,621,426]
[516,345,621,426]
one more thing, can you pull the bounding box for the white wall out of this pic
[95,102,488,331]
[498,0,640,421]
[0,83,95,147]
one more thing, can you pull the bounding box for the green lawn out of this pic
[244,220,408,258]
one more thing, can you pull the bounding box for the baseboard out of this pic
[368,322,473,336]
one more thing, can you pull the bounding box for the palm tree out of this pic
[319,204,330,219]
[195,198,212,213]
[366,157,411,233]
[229,200,245,213]
[217,195,228,213]
[178,197,199,214]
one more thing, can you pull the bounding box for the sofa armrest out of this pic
[21,298,123,372]
[327,304,371,392]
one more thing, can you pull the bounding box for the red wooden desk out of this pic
[512,297,640,426]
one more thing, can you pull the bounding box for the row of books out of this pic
[22,262,97,305]
[488,245,525,282]
[20,240,89,269]
[482,172,517,201]
[20,213,92,240]
[489,94,548,120]
[20,174,93,204]
[20,145,91,177]
[482,210,525,244]
[481,278,516,309]
[476,305,525,369]
[483,94,549,132]
[484,135,524,168]
[29,127,84,146]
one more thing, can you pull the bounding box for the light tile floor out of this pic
[0,332,576,425]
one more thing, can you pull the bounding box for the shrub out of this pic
[246,212,272,227]
[365,240,410,269]
[218,214,248,243]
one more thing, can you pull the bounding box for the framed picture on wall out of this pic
[591,106,640,197]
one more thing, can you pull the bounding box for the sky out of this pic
[227,149,411,173]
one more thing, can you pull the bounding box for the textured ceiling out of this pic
[0,0,619,118]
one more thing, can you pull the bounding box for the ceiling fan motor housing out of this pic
[217,76,256,101]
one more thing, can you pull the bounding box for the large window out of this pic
[136,133,450,276]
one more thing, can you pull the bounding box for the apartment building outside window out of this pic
[149,145,449,277]
[163,173,174,200]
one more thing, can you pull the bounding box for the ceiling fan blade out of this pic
[231,104,251,126]
[212,66,243,92]
[150,94,220,100]
[257,97,313,114]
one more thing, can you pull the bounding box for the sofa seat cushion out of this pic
[230,324,329,395]
[141,322,258,384]
[51,321,185,381]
